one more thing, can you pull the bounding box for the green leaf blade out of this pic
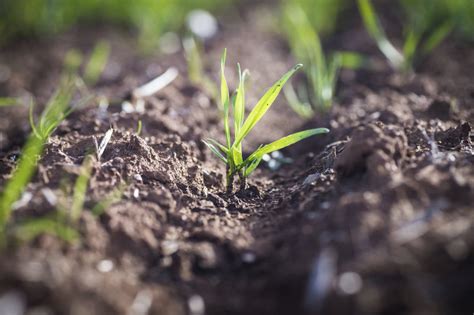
[234,64,302,147]
[203,139,228,163]
[0,97,19,107]
[357,0,405,68]
[220,49,231,149]
[247,128,329,162]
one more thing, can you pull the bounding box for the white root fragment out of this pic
[132,67,178,99]
[97,128,114,161]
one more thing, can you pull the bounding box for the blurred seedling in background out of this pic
[0,97,19,107]
[84,41,111,85]
[282,3,368,116]
[63,41,111,86]
[0,81,86,244]
[357,0,453,73]
[3,125,116,246]
[0,0,231,52]
[203,49,329,192]
[183,37,219,104]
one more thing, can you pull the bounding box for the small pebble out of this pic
[241,251,256,264]
[161,240,179,256]
[97,259,114,273]
[338,272,363,295]
[303,173,321,186]
[129,290,153,315]
[188,295,205,315]
[133,174,143,182]
[0,291,26,315]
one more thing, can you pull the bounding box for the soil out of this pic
[1,3,473,315]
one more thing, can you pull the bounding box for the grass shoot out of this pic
[357,0,453,72]
[282,3,366,115]
[84,41,111,85]
[0,97,19,107]
[203,49,329,192]
[0,82,79,238]
[70,156,94,222]
[183,37,219,103]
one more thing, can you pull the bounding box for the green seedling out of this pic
[282,3,367,115]
[63,49,84,78]
[357,0,453,72]
[0,82,78,238]
[10,155,94,245]
[203,49,329,192]
[183,37,219,104]
[29,82,75,141]
[70,155,93,222]
[84,41,110,85]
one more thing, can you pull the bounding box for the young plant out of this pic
[282,3,367,115]
[69,155,93,222]
[183,37,219,104]
[0,82,78,238]
[84,41,111,85]
[29,82,76,141]
[203,49,329,192]
[11,154,94,245]
[357,0,453,73]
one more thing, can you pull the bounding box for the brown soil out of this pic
[1,4,473,315]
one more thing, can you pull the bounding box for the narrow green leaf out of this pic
[0,134,44,228]
[29,100,41,140]
[247,128,329,162]
[234,64,302,147]
[357,0,405,68]
[335,51,370,70]
[233,64,248,166]
[205,138,229,155]
[244,156,263,177]
[203,139,227,163]
[136,120,143,136]
[283,83,313,119]
[234,63,246,134]
[70,155,93,222]
[402,29,420,67]
[220,49,231,148]
[0,97,18,107]
[421,21,453,55]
